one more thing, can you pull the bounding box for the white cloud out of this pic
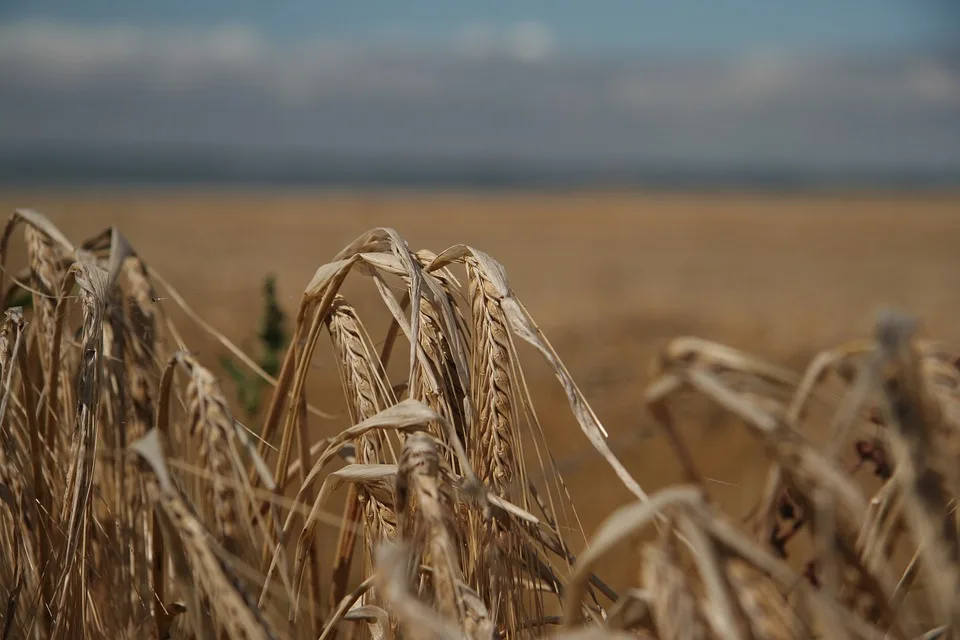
[197,24,264,65]
[610,53,960,119]
[906,60,960,104]
[0,20,271,94]
[455,22,499,60]
[0,21,141,74]
[504,22,553,63]
[454,21,554,62]
[728,51,793,98]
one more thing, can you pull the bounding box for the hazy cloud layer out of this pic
[1,20,959,171]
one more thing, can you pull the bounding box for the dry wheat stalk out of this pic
[120,253,160,623]
[0,481,25,640]
[410,250,471,447]
[395,432,464,625]
[386,253,471,474]
[644,342,915,636]
[372,540,469,640]
[185,358,243,552]
[6,212,959,640]
[642,527,709,640]
[724,558,799,640]
[465,255,518,496]
[131,429,278,640]
[49,258,109,639]
[871,311,960,633]
[325,295,399,623]
[123,253,159,441]
[23,225,66,365]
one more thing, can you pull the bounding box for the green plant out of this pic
[4,286,32,311]
[220,273,288,419]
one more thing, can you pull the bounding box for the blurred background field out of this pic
[4,188,960,590]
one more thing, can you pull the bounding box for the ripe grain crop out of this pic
[0,208,955,639]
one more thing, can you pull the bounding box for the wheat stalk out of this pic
[1,211,957,640]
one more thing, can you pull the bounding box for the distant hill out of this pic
[2,148,958,191]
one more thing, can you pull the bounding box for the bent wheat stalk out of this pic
[4,212,959,640]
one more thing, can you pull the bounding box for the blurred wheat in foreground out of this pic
[0,208,956,640]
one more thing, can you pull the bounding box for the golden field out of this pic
[2,187,959,595]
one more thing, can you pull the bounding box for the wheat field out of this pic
[0,189,959,639]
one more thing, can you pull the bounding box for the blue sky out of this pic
[0,2,958,176]
[2,0,957,55]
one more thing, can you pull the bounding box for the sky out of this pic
[1,1,959,179]
[1,0,957,56]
